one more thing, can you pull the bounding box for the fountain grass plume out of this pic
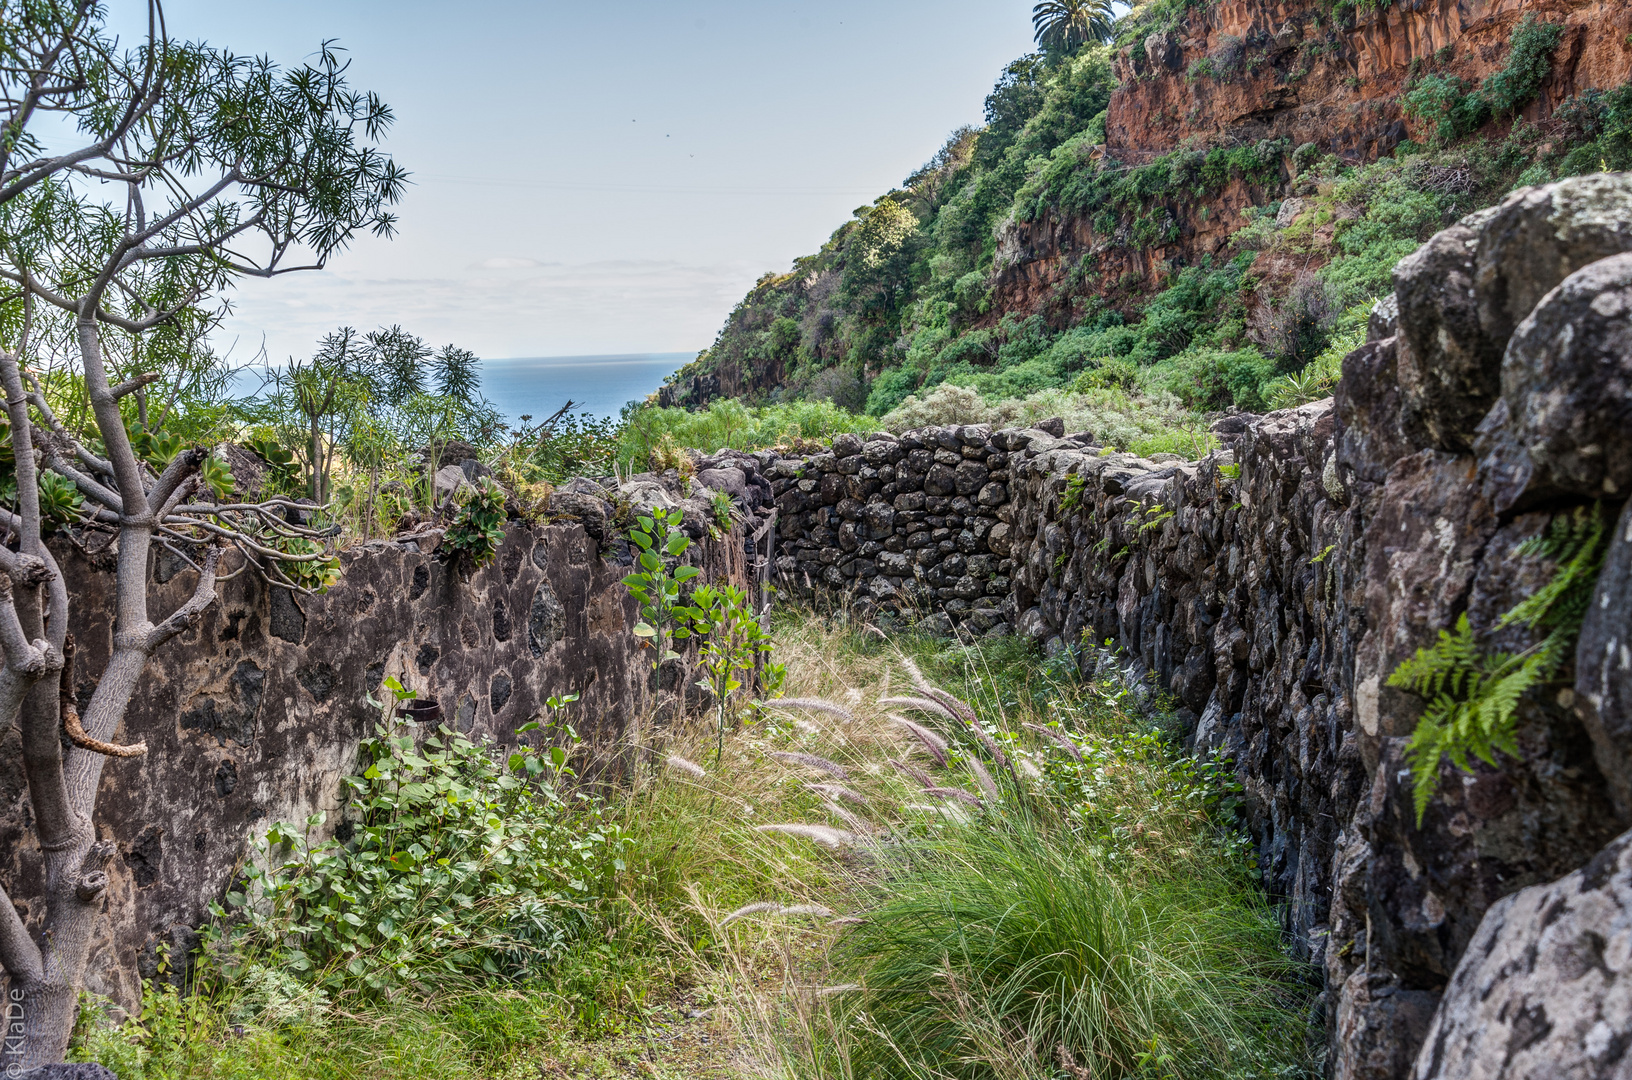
[1024,721,1085,764]
[894,661,1010,771]
[718,901,781,927]
[887,716,950,766]
[878,695,960,725]
[770,751,850,778]
[756,823,859,850]
[965,756,1000,802]
[806,782,869,807]
[769,698,857,724]
[887,757,936,789]
[901,656,980,728]
[720,901,836,928]
[665,755,707,780]
[821,800,876,836]
[922,786,984,809]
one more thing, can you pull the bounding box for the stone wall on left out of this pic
[0,515,757,1012]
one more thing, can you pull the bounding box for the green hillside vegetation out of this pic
[655,10,1632,450]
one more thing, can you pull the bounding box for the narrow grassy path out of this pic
[72,612,1316,1079]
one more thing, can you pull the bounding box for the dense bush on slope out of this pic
[663,8,1632,436]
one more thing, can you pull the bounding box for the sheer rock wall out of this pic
[991,0,1632,315]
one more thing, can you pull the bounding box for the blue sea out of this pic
[480,353,694,424]
[231,352,693,424]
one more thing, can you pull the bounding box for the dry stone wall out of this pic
[752,174,1632,1079]
[0,507,761,1015]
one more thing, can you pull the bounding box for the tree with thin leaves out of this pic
[364,324,432,406]
[431,344,481,404]
[0,0,404,1064]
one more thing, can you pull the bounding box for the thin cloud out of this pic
[216,259,759,360]
[471,256,549,269]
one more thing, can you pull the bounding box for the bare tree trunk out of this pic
[0,318,220,1066]
[311,417,323,503]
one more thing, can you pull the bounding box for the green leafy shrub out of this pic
[619,399,875,463]
[1147,346,1275,411]
[246,435,301,491]
[123,419,236,499]
[1402,74,1484,144]
[33,470,84,526]
[222,691,625,993]
[1551,81,1632,174]
[261,533,341,593]
[1481,15,1566,116]
[1071,356,1138,392]
[1264,301,1372,410]
[1402,16,1563,143]
[622,508,702,686]
[679,582,783,764]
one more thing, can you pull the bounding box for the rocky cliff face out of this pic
[752,173,1632,1078]
[989,0,1632,318]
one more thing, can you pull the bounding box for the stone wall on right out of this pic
[759,173,1632,1079]
[1030,172,1632,1079]
[1030,172,1632,1080]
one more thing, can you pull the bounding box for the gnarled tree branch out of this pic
[59,635,143,758]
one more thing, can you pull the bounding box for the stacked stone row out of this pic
[765,426,1024,637]
[997,408,1357,974]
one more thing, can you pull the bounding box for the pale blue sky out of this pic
[119,1,1040,362]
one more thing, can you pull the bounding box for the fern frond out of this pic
[1390,615,1568,825]
[1405,714,1447,824]
[1504,503,1609,633]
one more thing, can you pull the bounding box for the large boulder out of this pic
[1577,498,1632,822]
[1352,450,1496,766]
[1392,207,1501,451]
[433,463,474,504]
[548,478,611,543]
[1474,172,1632,352]
[1336,336,1417,489]
[695,466,749,503]
[1477,251,1632,510]
[1391,174,1632,455]
[1414,827,1632,1079]
[619,478,682,516]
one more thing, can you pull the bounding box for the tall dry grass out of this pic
[609,613,1319,1079]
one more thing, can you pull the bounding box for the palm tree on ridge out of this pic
[1032,0,1118,52]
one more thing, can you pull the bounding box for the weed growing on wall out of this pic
[441,478,508,570]
[623,507,702,690]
